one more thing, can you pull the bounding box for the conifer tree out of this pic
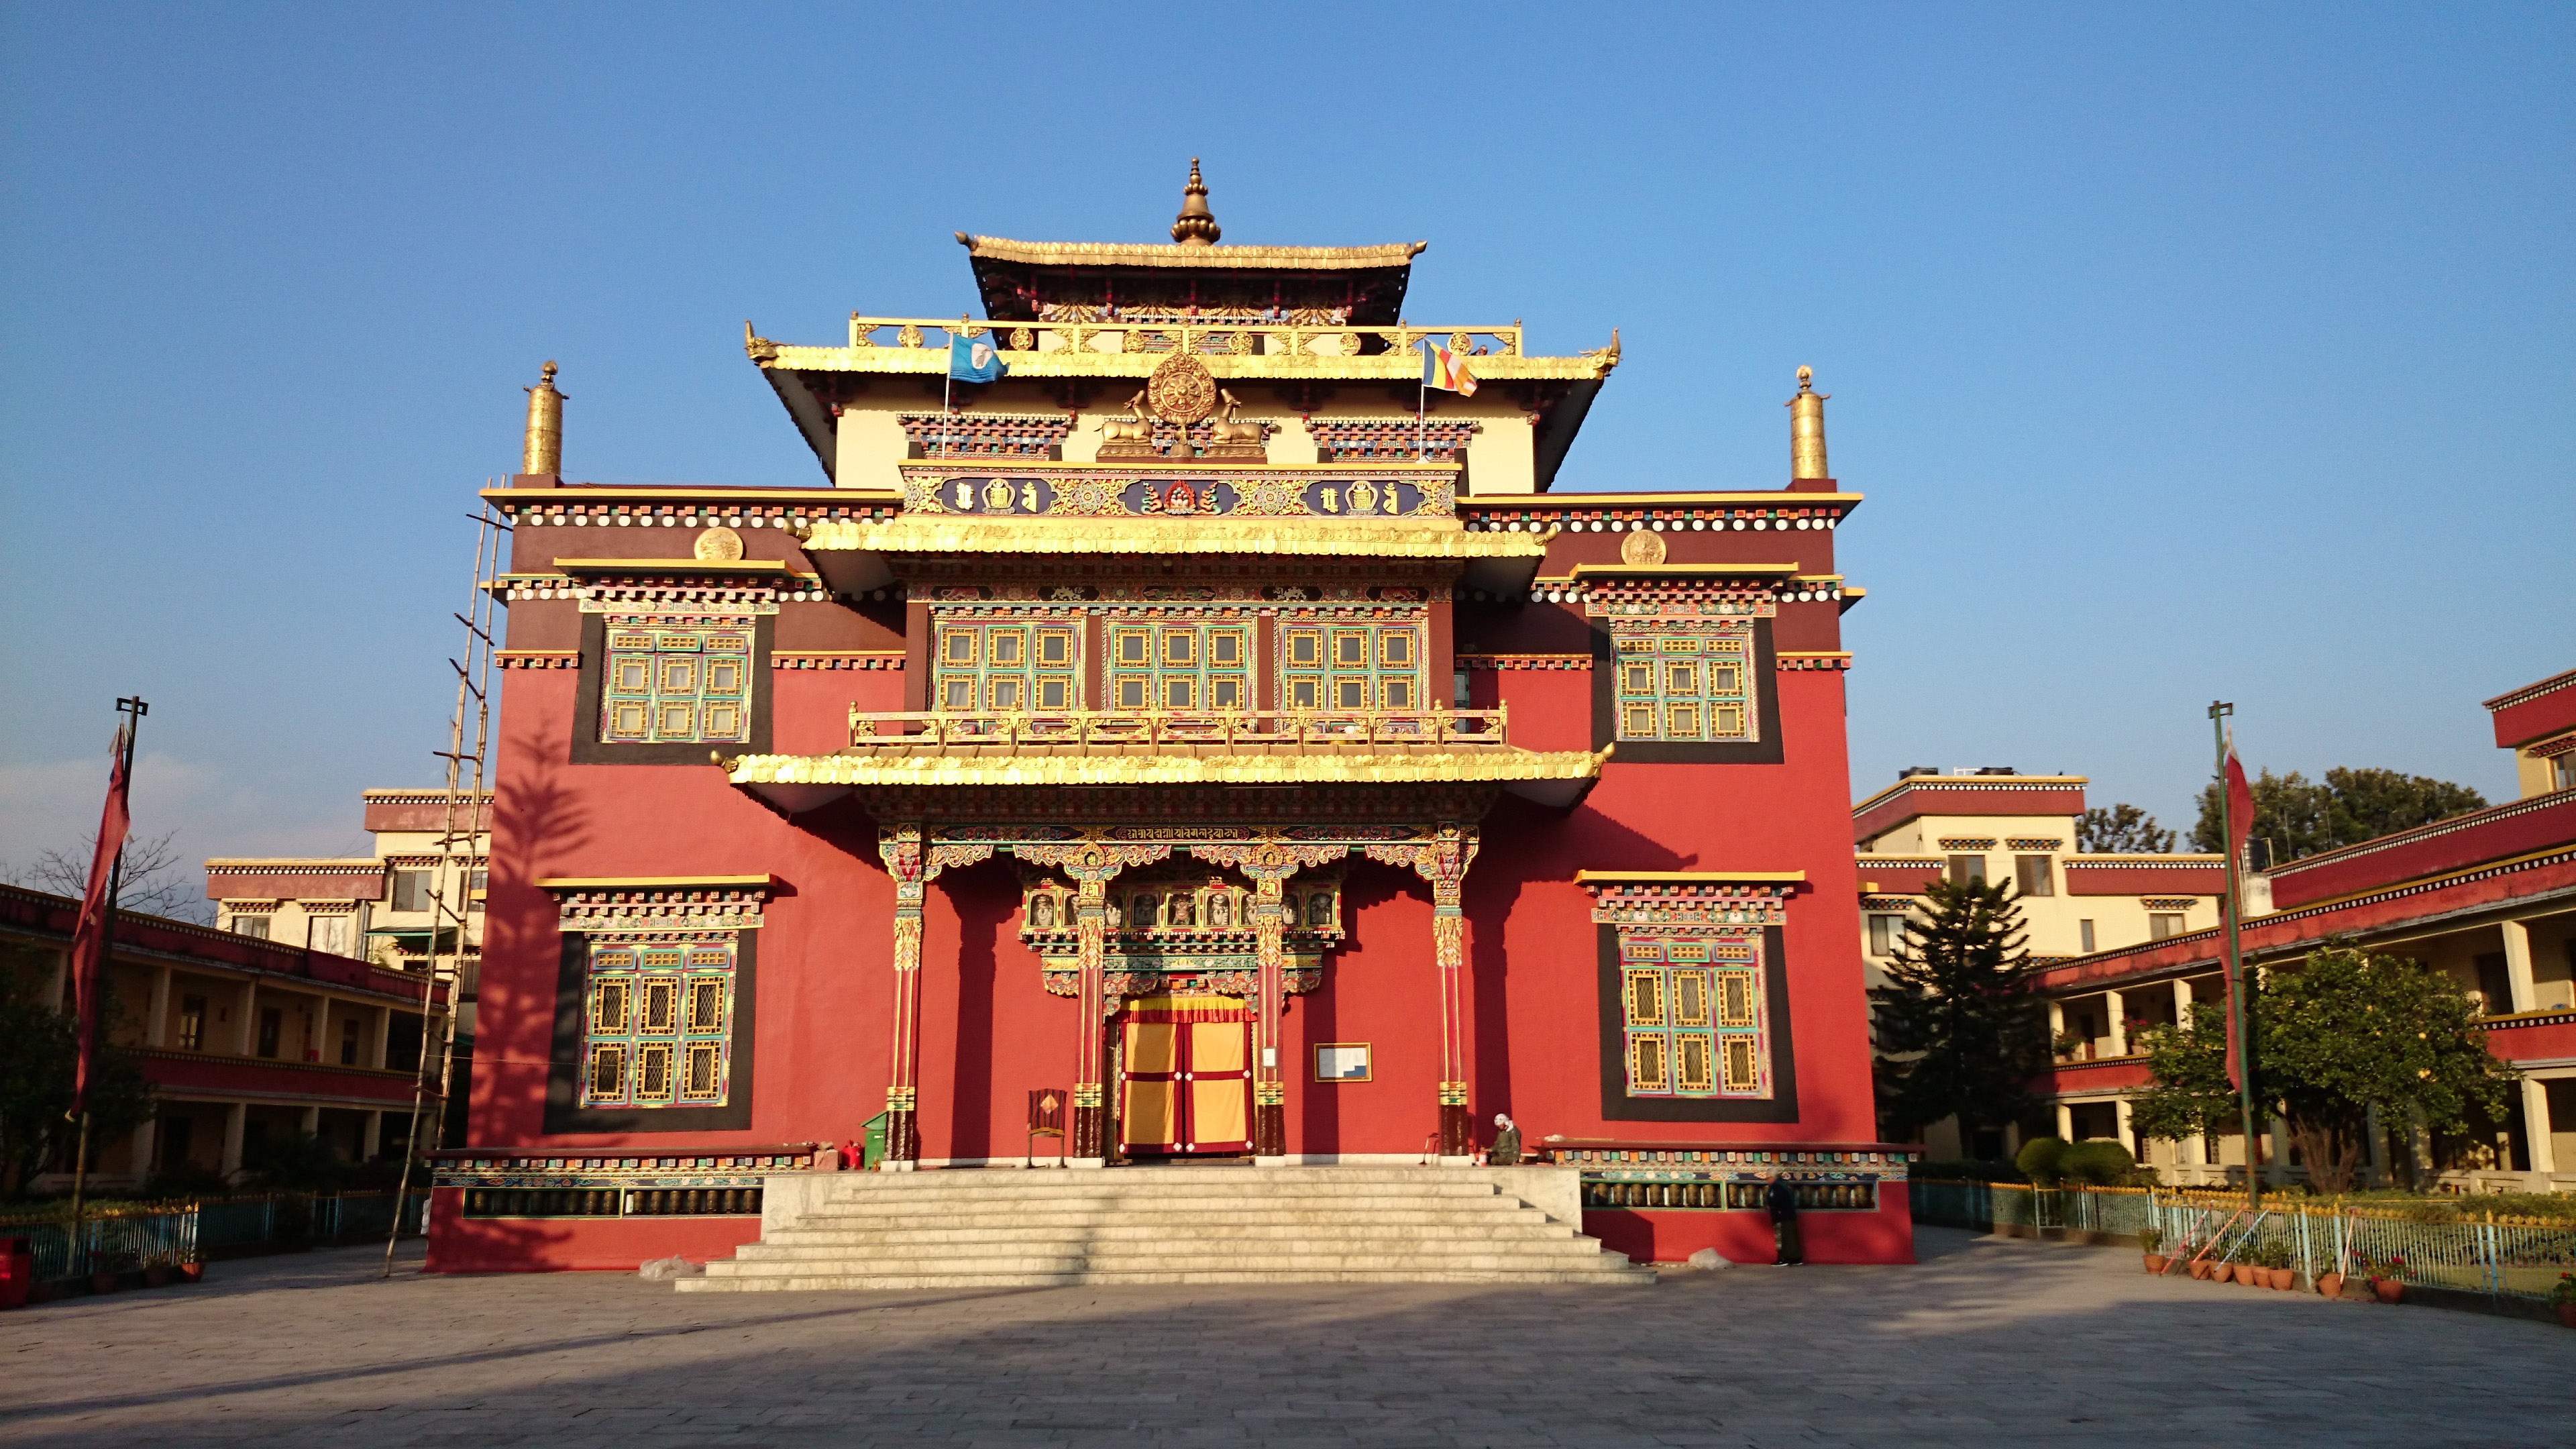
[1870,878,2049,1151]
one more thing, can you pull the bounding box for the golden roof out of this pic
[957,234,1426,270]
[725,747,1607,792]
[796,515,1551,561]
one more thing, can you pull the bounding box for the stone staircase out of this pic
[677,1165,1652,1291]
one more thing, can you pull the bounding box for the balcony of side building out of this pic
[2,881,449,1190]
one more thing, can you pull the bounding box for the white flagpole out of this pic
[1417,341,1428,462]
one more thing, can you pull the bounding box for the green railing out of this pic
[1,1191,429,1282]
[1913,1181,2576,1303]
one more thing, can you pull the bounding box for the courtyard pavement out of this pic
[3,1226,2567,1448]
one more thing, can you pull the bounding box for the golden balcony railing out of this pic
[843,315,1527,362]
[845,706,1511,754]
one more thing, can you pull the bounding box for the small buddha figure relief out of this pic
[1306,891,1334,927]
[1132,892,1158,928]
[1209,894,1232,929]
[1030,894,1057,930]
[1169,894,1196,928]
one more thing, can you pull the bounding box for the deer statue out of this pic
[1209,389,1265,449]
[1098,389,1152,447]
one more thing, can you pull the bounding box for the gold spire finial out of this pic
[522,360,564,478]
[1786,366,1829,481]
[1171,157,1220,246]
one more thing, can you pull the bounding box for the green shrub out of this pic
[2058,1139,2137,1186]
[2015,1136,2071,1184]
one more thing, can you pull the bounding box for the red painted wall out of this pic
[425,1188,765,1273]
[2266,792,2576,908]
[1586,1189,1916,1265]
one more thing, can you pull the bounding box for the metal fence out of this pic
[1914,1180,2576,1303]
[1,1192,429,1282]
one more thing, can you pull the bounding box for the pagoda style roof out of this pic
[722,744,1609,816]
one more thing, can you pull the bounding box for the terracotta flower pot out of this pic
[2316,1272,2345,1299]
[2231,1263,2258,1286]
[2187,1260,2212,1280]
[2267,1268,2295,1291]
[178,1262,203,1283]
[2372,1277,2404,1304]
[142,1265,172,1289]
[2553,1302,2574,1330]
[2144,1255,2168,1275]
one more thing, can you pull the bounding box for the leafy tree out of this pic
[2258,946,2514,1194]
[2130,947,2516,1193]
[1870,879,2051,1150]
[0,953,155,1196]
[2129,1000,2239,1147]
[2190,767,2485,863]
[2076,803,2175,855]
[5,830,212,924]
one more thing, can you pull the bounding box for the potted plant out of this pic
[2186,1253,2214,1279]
[2549,1271,2575,1330]
[2139,1226,2167,1275]
[178,1258,204,1284]
[2261,1242,2296,1291]
[2315,1261,2346,1299]
[2366,1253,2406,1304]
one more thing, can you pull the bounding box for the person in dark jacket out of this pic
[1765,1174,1805,1265]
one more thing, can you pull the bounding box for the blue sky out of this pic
[3,3,2569,889]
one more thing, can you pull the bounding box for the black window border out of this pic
[545,929,757,1132]
[1597,922,1798,1123]
[1590,616,1782,763]
[572,613,774,765]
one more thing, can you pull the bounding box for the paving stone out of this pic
[1,1228,2566,1447]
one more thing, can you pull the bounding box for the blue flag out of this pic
[949,332,1008,384]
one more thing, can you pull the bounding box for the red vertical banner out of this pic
[68,724,133,1116]
[2224,745,2255,870]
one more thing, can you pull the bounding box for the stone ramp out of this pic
[678,1165,1650,1291]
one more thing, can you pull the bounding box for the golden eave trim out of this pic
[755,343,1610,383]
[479,487,902,506]
[534,875,779,890]
[551,559,812,578]
[1574,870,1809,885]
[724,749,1607,790]
[205,859,384,871]
[1849,774,2094,813]
[796,516,1551,560]
[959,234,1427,270]
[1567,563,1801,580]
[1462,492,1864,508]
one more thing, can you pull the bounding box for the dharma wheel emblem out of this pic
[1620,527,1667,565]
[694,525,746,561]
[1144,351,1218,425]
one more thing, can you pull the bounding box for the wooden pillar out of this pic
[2104,987,2127,1056]
[1250,875,1289,1159]
[1364,826,1479,1160]
[146,966,173,1049]
[2500,919,2538,1013]
[879,824,930,1168]
[1071,871,1111,1159]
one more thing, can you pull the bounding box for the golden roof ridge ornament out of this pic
[1171,157,1220,246]
[1787,365,1829,482]
[522,360,564,478]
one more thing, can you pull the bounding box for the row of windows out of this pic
[1612,633,1752,743]
[1619,938,1768,1099]
[600,627,753,744]
[932,619,1424,714]
[1865,909,2190,957]
[581,941,735,1109]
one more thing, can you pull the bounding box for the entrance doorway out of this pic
[1117,994,1251,1159]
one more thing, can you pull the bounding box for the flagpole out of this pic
[66,696,146,1280]
[2210,700,2259,1214]
[1417,338,1428,462]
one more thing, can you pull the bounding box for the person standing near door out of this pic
[1766,1173,1805,1266]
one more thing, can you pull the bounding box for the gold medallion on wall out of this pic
[694,526,746,561]
[1144,351,1218,425]
[1620,527,1668,566]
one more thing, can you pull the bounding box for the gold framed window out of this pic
[600,623,754,744]
[578,938,737,1110]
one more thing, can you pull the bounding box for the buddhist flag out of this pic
[68,724,133,1117]
[1421,339,1478,395]
[949,332,1008,384]
[2224,743,2256,873]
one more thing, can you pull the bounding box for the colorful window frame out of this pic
[1612,629,1752,743]
[1106,619,1250,712]
[934,618,1083,713]
[1618,936,1768,1099]
[600,625,754,744]
[580,939,737,1109]
[1278,620,1421,712]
